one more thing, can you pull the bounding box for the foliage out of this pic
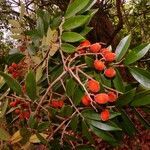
[0,0,150,149]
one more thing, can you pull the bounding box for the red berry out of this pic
[94,93,109,104]
[79,40,91,47]
[58,101,64,108]
[81,95,91,106]
[11,63,18,69]
[101,48,110,55]
[100,109,110,121]
[8,66,14,73]
[19,113,24,120]
[21,102,29,108]
[90,43,101,53]
[15,109,20,114]
[12,72,19,78]
[87,80,100,93]
[19,46,26,52]
[94,60,105,71]
[104,52,116,62]
[15,99,21,105]
[9,101,17,107]
[23,111,30,120]
[50,100,64,108]
[108,92,117,102]
[104,68,116,78]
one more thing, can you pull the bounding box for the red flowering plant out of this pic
[0,0,150,149]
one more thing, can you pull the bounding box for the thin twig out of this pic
[34,71,67,115]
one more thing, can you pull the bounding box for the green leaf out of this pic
[118,108,136,136]
[65,0,90,18]
[63,15,89,30]
[85,56,94,68]
[85,9,98,25]
[73,86,84,105]
[87,119,121,131]
[0,128,10,141]
[90,125,117,145]
[100,74,111,88]
[133,108,150,129]
[62,32,85,43]
[82,109,120,121]
[113,69,125,93]
[116,88,136,107]
[5,53,25,65]
[0,99,8,118]
[80,27,93,36]
[131,91,150,106]
[37,17,44,37]
[82,121,94,144]
[124,44,150,65]
[0,72,22,95]
[129,67,150,89]
[66,78,77,97]
[115,35,131,61]
[25,71,37,100]
[61,43,76,53]
[20,127,31,145]
[70,115,79,131]
[79,0,97,13]
[59,105,73,117]
[37,122,50,132]
[28,115,38,129]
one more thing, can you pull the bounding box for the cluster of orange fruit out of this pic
[79,40,118,121]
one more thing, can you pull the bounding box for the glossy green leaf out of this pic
[0,128,10,141]
[82,109,121,121]
[0,71,22,95]
[129,67,150,89]
[70,115,79,131]
[85,9,98,25]
[100,74,111,88]
[115,34,131,61]
[131,91,150,106]
[118,108,136,136]
[65,0,90,18]
[87,119,121,131]
[61,43,76,53]
[62,32,85,43]
[85,56,94,68]
[82,121,94,143]
[37,17,44,37]
[79,0,97,13]
[73,86,84,105]
[90,125,117,145]
[0,99,8,118]
[80,27,93,36]
[59,105,73,117]
[28,115,38,129]
[25,71,37,100]
[63,15,89,30]
[133,108,150,129]
[116,88,136,106]
[37,122,50,132]
[66,78,77,97]
[5,53,25,65]
[124,44,150,65]
[113,69,125,93]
